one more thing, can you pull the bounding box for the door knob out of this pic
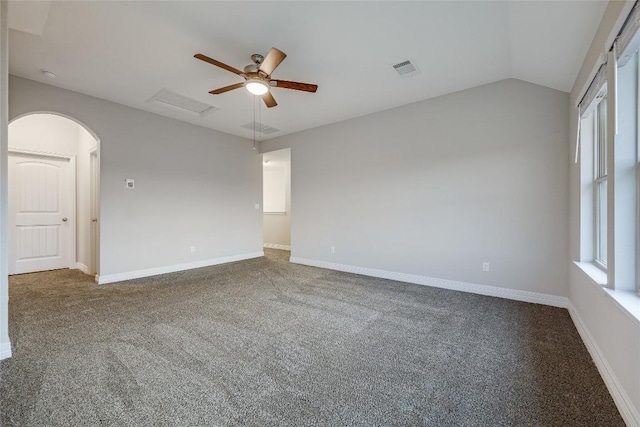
[62,217,68,222]
[92,219,98,223]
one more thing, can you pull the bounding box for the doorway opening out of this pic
[8,113,101,278]
[262,148,291,253]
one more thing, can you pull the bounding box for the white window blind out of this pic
[575,63,607,163]
[615,1,640,60]
[579,64,607,118]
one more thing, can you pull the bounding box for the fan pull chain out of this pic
[253,95,256,150]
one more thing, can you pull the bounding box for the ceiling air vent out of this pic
[241,121,281,135]
[392,60,419,78]
[148,89,218,118]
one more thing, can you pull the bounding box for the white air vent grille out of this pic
[241,121,281,135]
[392,60,419,77]
[148,89,218,117]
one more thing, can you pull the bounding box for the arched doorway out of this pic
[8,113,100,278]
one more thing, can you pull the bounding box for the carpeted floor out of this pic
[0,249,624,426]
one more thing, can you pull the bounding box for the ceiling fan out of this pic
[194,47,318,108]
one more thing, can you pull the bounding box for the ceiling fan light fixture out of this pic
[195,49,317,108]
[245,80,269,95]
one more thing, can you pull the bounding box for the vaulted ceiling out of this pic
[8,1,607,140]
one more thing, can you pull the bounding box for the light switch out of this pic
[125,179,134,189]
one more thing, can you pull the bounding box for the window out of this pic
[594,98,607,269]
[615,35,639,293]
[576,1,640,319]
[577,3,640,293]
[578,90,607,276]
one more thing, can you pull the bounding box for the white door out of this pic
[8,153,74,275]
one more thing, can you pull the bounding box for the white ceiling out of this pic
[8,1,607,141]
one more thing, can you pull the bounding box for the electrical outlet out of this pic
[482,262,490,272]
[254,203,260,210]
[190,246,196,253]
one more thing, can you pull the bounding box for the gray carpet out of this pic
[0,249,624,426]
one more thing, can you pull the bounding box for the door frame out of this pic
[8,148,77,274]
[89,148,100,277]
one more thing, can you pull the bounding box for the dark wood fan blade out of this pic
[259,48,286,76]
[209,82,245,95]
[262,91,277,108]
[272,80,318,93]
[195,53,244,75]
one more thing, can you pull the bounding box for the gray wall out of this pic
[9,75,263,277]
[262,78,569,297]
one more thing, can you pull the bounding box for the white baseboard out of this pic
[568,302,640,427]
[75,262,90,275]
[0,341,12,360]
[289,257,568,308]
[264,243,291,251]
[96,251,264,285]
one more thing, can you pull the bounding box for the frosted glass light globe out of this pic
[246,81,269,95]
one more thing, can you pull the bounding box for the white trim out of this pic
[69,156,77,271]
[290,257,568,308]
[8,146,74,160]
[96,251,264,285]
[263,243,291,251]
[89,149,100,277]
[75,262,90,275]
[568,302,640,427]
[0,341,11,360]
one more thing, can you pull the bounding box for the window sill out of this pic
[574,261,640,326]
[603,288,640,326]
[574,261,607,286]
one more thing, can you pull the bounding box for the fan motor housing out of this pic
[244,53,265,74]
[243,64,260,74]
[244,71,270,82]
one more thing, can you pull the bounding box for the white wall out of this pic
[8,113,80,156]
[568,1,640,425]
[261,78,569,299]
[263,149,291,248]
[9,75,263,280]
